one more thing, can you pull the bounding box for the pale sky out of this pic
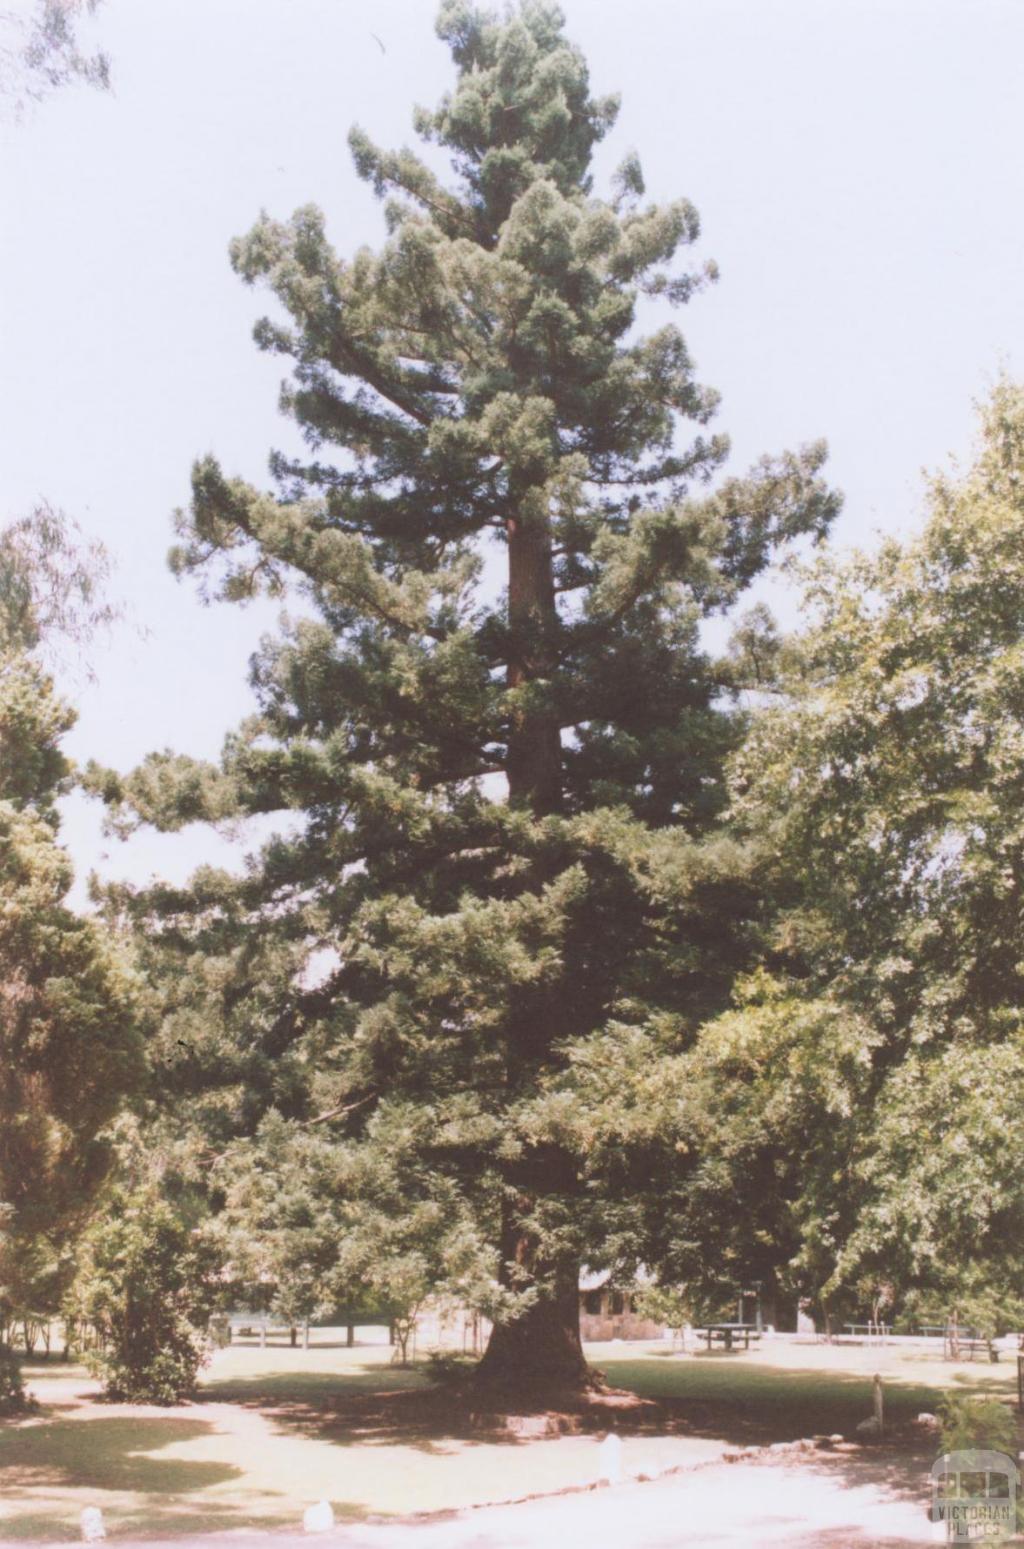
[3,0,1024,907]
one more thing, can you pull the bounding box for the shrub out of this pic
[76,1190,221,1405]
[424,1350,475,1384]
[0,1344,32,1415]
[937,1394,1017,1457]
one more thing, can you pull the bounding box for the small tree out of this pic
[634,1284,695,1344]
[76,1188,221,1404]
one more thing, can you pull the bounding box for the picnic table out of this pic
[918,1325,995,1361]
[698,1322,759,1351]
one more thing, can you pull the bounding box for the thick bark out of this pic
[476,1171,592,1394]
[474,1226,585,1400]
[506,506,562,816]
[476,1256,590,1392]
[487,503,592,1392]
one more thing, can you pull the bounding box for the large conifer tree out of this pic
[99,0,838,1389]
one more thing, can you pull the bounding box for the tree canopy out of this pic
[0,508,140,1350]
[661,381,1024,1329]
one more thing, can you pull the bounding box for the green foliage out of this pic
[0,503,116,661]
[75,1187,221,1404]
[670,381,1024,1323]
[93,1,837,1383]
[938,1394,1017,1458]
[0,1343,32,1415]
[633,1284,695,1333]
[424,1350,476,1384]
[0,508,141,1348]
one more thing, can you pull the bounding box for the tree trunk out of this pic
[346,1323,354,1348]
[491,492,590,1394]
[476,1264,590,1393]
[505,504,562,816]
[475,1182,593,1395]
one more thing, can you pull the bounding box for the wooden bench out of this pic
[956,1337,998,1362]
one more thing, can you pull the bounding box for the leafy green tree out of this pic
[0,508,140,1386]
[94,0,837,1390]
[633,1284,694,1339]
[669,382,1024,1327]
[214,1116,350,1344]
[75,1181,220,1403]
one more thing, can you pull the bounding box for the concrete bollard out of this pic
[80,1507,106,1542]
[302,1500,335,1533]
[598,1431,623,1484]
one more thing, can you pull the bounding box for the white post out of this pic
[599,1432,623,1484]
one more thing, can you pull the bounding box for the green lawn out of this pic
[0,1334,1016,1540]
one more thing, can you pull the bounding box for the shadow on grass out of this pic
[949,1369,1013,1389]
[202,1364,427,1403]
[0,1504,289,1544]
[0,1496,375,1543]
[198,1354,953,1457]
[0,1417,240,1494]
[195,1353,1022,1466]
[0,1414,380,1542]
[587,1357,995,1448]
[203,1383,498,1456]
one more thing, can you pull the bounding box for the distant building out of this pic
[578,1268,666,1342]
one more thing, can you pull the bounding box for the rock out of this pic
[915,1412,940,1431]
[830,1434,844,1443]
[303,1500,335,1533]
[80,1508,105,1543]
[631,1458,662,1480]
[506,1415,555,1438]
